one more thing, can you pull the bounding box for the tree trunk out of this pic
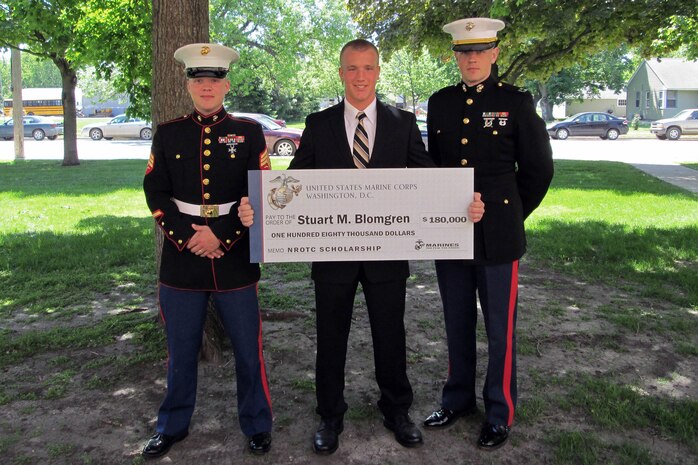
[537,81,554,122]
[55,58,80,166]
[152,0,208,127]
[151,0,223,362]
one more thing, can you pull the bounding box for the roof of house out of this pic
[643,58,698,90]
[587,88,625,99]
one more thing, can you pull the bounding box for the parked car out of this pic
[0,115,64,141]
[650,109,698,140]
[81,114,152,140]
[232,112,302,156]
[547,112,629,140]
[417,117,428,149]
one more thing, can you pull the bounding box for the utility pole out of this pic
[11,47,24,160]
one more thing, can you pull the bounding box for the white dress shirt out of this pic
[344,99,377,159]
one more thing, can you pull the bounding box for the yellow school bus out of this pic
[3,88,82,117]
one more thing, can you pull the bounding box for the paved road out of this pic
[2,136,697,192]
[0,138,151,161]
[545,138,698,193]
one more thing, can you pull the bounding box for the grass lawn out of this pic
[2,158,694,318]
[529,160,698,308]
[0,158,696,464]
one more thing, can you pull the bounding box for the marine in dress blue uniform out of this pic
[422,19,554,450]
[141,43,273,459]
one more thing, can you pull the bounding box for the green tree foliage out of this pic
[380,48,459,111]
[530,46,641,120]
[644,6,698,60]
[0,53,62,99]
[1,0,87,164]
[0,0,150,164]
[210,0,355,119]
[72,0,151,118]
[348,0,696,85]
[20,55,62,89]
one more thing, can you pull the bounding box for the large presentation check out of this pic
[248,168,473,263]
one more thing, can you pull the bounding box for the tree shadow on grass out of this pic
[0,215,155,317]
[527,218,698,308]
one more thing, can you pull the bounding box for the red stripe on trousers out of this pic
[503,260,518,426]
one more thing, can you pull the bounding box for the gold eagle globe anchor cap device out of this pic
[443,18,505,52]
[174,43,240,78]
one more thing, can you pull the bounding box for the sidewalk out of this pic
[631,163,698,194]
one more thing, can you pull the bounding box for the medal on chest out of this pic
[482,112,509,128]
[218,134,246,155]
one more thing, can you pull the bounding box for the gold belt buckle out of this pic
[200,204,219,218]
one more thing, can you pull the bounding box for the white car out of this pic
[650,109,698,140]
[81,114,152,140]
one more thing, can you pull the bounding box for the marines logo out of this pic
[415,240,425,250]
[267,173,302,210]
[465,21,475,31]
[200,46,210,55]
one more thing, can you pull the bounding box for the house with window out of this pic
[626,58,698,120]
[566,88,627,117]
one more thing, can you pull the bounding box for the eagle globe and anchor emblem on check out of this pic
[267,173,303,209]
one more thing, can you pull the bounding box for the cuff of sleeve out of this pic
[153,212,192,251]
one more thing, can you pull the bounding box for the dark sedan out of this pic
[0,115,64,141]
[547,112,629,140]
[232,112,302,156]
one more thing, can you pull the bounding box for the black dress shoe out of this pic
[313,417,344,455]
[248,431,272,454]
[423,406,477,428]
[141,431,188,459]
[477,423,510,450]
[383,414,423,448]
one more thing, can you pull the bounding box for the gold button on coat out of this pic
[203,178,210,185]
[504,199,509,204]
[204,150,211,156]
[204,127,211,134]
[175,154,181,159]
[203,164,210,171]
[493,130,499,135]
[460,159,468,166]
[463,118,470,124]
[204,193,211,200]
[461,138,468,145]
[466,98,473,105]
[204,139,211,145]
